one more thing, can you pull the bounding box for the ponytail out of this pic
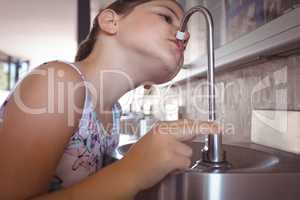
[75,15,100,62]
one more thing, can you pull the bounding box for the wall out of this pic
[152,53,300,144]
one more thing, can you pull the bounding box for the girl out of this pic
[0,0,217,199]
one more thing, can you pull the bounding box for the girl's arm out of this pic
[31,121,199,200]
[31,158,140,200]
[0,62,86,199]
[0,61,218,200]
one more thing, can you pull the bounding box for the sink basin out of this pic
[117,142,280,172]
[110,141,300,200]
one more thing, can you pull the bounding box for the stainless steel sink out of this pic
[110,141,300,200]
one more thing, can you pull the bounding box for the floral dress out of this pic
[0,61,121,191]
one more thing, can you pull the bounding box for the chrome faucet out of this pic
[177,6,229,168]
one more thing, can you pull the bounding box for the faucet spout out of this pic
[178,5,216,121]
[178,6,229,167]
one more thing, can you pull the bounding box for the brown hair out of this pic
[75,0,184,62]
[75,0,152,62]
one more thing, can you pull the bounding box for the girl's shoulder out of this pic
[0,60,87,124]
[0,61,88,196]
[33,60,85,82]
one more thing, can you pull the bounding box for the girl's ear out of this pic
[97,9,120,35]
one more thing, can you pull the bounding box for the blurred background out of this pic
[0,0,109,103]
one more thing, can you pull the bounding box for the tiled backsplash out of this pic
[153,54,300,144]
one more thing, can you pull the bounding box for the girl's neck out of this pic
[76,50,138,113]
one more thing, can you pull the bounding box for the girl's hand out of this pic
[118,119,219,193]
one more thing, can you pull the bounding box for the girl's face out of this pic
[117,0,186,84]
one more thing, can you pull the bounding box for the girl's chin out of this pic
[146,52,182,84]
[153,64,181,84]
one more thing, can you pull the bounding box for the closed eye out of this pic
[158,13,173,24]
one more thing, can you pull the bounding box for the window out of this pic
[0,55,30,105]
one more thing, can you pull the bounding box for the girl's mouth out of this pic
[176,40,185,51]
[169,40,184,52]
